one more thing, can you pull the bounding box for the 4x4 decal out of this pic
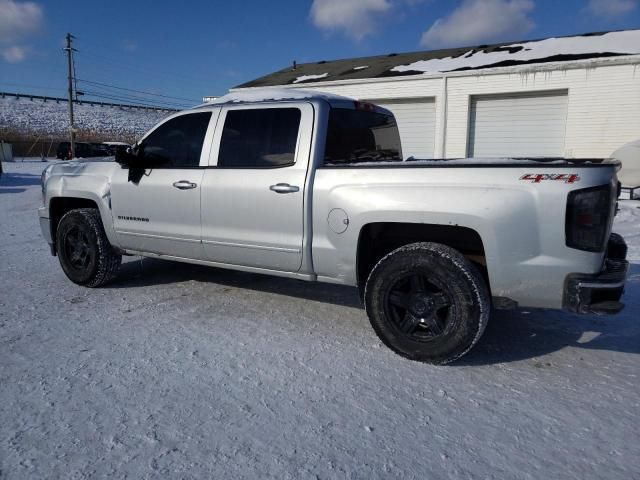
[520,173,580,184]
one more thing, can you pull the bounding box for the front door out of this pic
[110,111,216,259]
[200,104,313,271]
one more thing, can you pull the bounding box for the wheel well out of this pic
[50,197,99,246]
[356,223,488,296]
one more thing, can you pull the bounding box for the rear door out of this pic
[200,103,313,271]
[110,110,217,259]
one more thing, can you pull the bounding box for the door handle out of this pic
[173,180,197,190]
[269,183,299,194]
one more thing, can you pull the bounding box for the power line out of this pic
[79,90,185,110]
[74,49,213,92]
[53,33,182,139]
[0,91,176,112]
[78,93,177,110]
[80,88,164,106]
[78,45,214,88]
[76,78,198,103]
[79,85,191,108]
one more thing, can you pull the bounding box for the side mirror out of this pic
[116,145,170,169]
[115,146,138,167]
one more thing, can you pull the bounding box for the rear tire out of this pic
[364,242,490,364]
[56,208,121,287]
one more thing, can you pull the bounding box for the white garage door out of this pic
[468,91,568,157]
[365,98,436,159]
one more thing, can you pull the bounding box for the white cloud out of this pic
[0,0,43,62]
[585,0,637,18]
[310,0,392,41]
[0,0,43,43]
[2,44,27,62]
[420,0,535,48]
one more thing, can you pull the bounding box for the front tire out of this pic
[56,208,121,287]
[364,242,490,364]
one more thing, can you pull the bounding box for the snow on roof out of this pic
[194,88,352,108]
[392,30,640,74]
[292,73,328,84]
[235,29,640,88]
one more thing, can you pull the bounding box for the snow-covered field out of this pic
[1,160,639,479]
[0,96,172,138]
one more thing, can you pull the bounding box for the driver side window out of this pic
[140,112,211,168]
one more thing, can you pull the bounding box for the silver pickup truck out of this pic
[39,89,629,363]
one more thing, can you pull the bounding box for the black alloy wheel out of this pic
[364,242,490,364]
[385,273,452,340]
[62,224,95,272]
[56,208,121,287]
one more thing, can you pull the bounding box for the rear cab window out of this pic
[324,108,402,166]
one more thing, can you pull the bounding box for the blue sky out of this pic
[1,0,638,107]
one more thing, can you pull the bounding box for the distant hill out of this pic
[0,94,174,142]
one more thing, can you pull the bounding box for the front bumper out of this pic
[38,206,55,255]
[564,234,629,314]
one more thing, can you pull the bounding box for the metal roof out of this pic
[235,29,640,88]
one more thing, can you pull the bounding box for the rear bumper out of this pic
[564,234,629,314]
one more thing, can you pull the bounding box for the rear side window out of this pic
[218,108,301,168]
[324,108,402,165]
[141,112,211,167]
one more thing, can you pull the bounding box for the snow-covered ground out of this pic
[0,96,171,138]
[1,160,639,479]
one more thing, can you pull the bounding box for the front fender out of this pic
[44,173,117,247]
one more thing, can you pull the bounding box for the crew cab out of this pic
[39,89,629,363]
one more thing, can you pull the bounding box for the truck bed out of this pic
[324,158,621,168]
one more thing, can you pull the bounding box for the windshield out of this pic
[324,107,402,165]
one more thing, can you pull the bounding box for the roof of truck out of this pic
[192,88,353,109]
[191,88,396,116]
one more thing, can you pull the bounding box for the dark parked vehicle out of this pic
[102,142,130,156]
[56,142,111,160]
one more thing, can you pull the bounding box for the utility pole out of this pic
[64,33,76,159]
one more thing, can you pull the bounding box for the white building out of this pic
[232,30,640,184]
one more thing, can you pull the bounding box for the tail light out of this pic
[565,185,613,252]
[353,101,376,112]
